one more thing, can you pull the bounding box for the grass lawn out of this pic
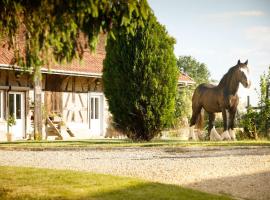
[0,166,233,200]
[0,139,269,149]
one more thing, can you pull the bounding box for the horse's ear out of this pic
[237,60,241,65]
[244,59,248,65]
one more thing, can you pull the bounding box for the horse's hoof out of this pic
[229,129,236,141]
[210,127,222,141]
[221,131,231,140]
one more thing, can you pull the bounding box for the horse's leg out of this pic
[228,109,237,140]
[221,109,231,140]
[208,113,215,133]
[189,105,202,140]
[190,107,201,127]
[209,113,221,141]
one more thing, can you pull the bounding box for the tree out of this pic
[177,56,210,85]
[103,13,178,141]
[0,0,149,139]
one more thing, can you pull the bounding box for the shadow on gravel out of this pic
[130,147,270,160]
[185,171,270,200]
[161,147,270,159]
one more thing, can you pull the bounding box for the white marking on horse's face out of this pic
[240,67,251,88]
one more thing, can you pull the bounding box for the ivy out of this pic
[0,0,150,70]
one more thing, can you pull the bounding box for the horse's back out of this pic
[193,83,217,97]
[192,83,221,112]
[198,83,216,89]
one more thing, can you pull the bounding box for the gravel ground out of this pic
[0,146,270,200]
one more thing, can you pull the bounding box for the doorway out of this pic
[8,92,25,139]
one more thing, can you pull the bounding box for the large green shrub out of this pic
[103,13,178,141]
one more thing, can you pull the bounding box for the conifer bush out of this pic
[103,13,178,141]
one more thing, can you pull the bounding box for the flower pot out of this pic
[6,133,12,142]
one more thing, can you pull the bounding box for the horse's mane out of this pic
[218,65,238,88]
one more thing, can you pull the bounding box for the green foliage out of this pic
[103,13,178,141]
[240,107,259,139]
[257,66,270,136]
[240,66,270,138]
[7,114,16,127]
[174,88,193,127]
[0,0,149,70]
[177,56,210,85]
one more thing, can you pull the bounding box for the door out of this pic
[8,92,25,139]
[89,93,103,136]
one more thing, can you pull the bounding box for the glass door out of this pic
[89,93,103,136]
[9,92,25,139]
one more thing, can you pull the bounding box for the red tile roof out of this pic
[0,32,105,76]
[178,72,195,84]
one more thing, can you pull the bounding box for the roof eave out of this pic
[0,64,102,78]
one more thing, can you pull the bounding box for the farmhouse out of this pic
[0,35,194,141]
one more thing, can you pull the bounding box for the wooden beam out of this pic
[10,86,30,91]
[33,68,43,140]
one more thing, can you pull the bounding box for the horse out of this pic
[189,60,251,141]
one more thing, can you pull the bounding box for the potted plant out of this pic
[6,115,16,142]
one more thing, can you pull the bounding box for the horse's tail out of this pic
[196,109,204,130]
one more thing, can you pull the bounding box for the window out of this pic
[16,94,21,119]
[9,93,14,117]
[95,98,99,119]
[90,97,100,119]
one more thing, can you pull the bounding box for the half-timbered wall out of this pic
[43,74,103,120]
[0,69,108,140]
[43,74,105,138]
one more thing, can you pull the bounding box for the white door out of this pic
[9,92,25,139]
[89,93,103,136]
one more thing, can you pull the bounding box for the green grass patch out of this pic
[0,166,233,200]
[0,139,270,150]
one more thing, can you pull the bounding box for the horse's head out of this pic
[236,59,251,88]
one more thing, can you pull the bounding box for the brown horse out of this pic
[189,60,251,140]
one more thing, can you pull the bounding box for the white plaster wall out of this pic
[103,97,109,136]
[0,121,7,141]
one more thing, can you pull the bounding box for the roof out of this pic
[0,32,195,84]
[178,72,195,86]
[0,31,105,77]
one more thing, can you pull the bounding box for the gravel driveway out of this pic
[0,146,270,200]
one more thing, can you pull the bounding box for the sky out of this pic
[148,0,270,106]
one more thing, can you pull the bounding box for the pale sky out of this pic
[148,0,270,106]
